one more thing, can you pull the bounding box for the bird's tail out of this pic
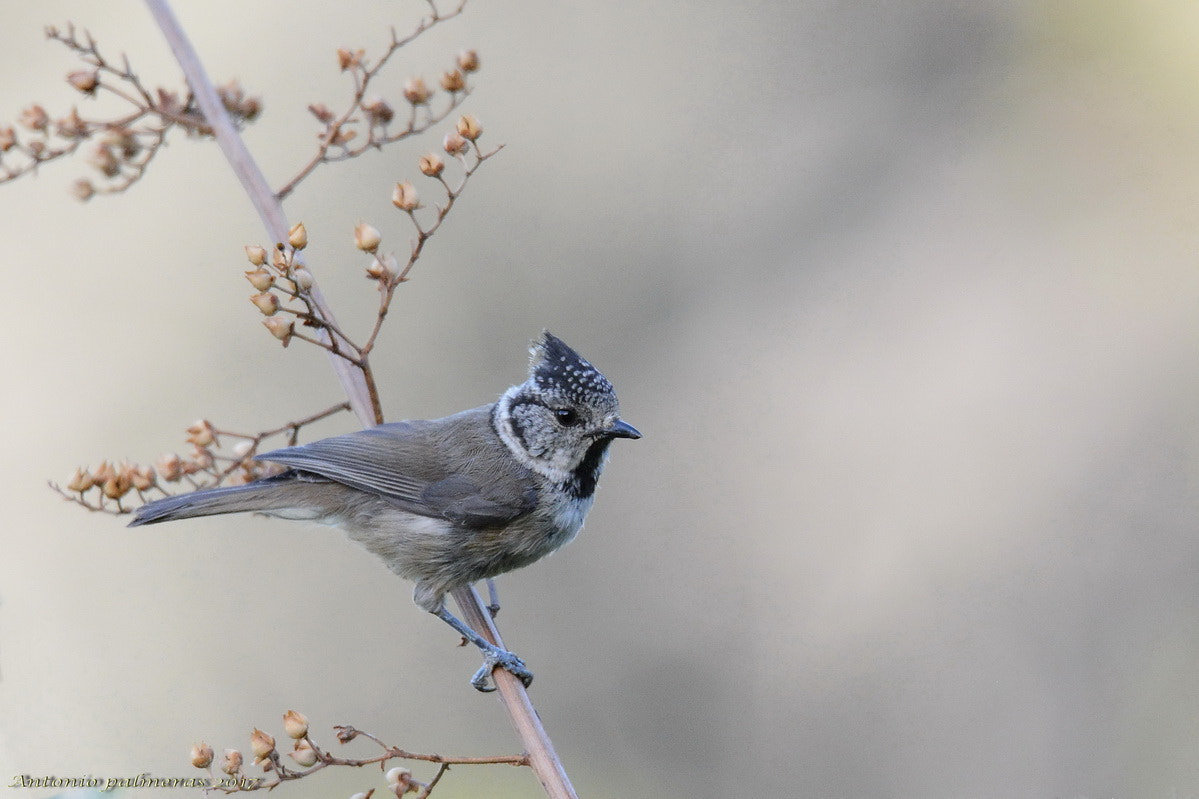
[128,477,301,527]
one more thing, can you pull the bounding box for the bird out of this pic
[129,331,640,691]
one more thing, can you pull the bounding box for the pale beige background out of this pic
[4,1,1199,797]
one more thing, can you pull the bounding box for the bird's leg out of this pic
[484,578,501,618]
[432,604,532,692]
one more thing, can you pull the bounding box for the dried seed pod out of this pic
[250,292,280,316]
[354,222,382,253]
[283,710,309,739]
[402,76,431,105]
[391,181,419,211]
[418,153,444,178]
[191,742,214,769]
[245,245,267,266]
[456,114,482,141]
[221,749,243,775]
[442,132,468,156]
[440,69,465,92]
[288,740,318,768]
[250,729,276,763]
[67,69,99,94]
[288,222,308,250]
[457,49,480,73]
[263,317,294,343]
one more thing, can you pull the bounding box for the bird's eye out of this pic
[554,408,580,427]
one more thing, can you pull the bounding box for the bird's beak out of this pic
[607,419,642,440]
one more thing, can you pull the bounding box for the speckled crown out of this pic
[529,331,616,405]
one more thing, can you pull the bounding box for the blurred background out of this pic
[3,0,1199,796]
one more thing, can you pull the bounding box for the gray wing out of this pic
[256,408,538,528]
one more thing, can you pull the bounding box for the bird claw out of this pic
[470,647,533,692]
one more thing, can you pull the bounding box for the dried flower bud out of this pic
[282,710,309,739]
[104,128,139,158]
[350,792,371,799]
[418,153,444,177]
[191,742,214,769]
[221,749,243,775]
[308,102,335,124]
[102,473,131,500]
[156,453,184,482]
[0,127,15,151]
[365,258,390,281]
[391,181,419,211]
[442,132,468,155]
[67,69,99,95]
[250,728,276,763]
[66,467,94,493]
[362,98,394,126]
[337,48,365,71]
[245,269,274,292]
[402,76,432,105]
[87,144,120,178]
[217,80,245,113]
[385,767,412,788]
[440,69,466,93]
[263,317,294,344]
[189,446,215,471]
[186,420,216,448]
[292,267,314,291]
[354,222,381,253]
[70,179,95,202]
[288,222,308,250]
[288,740,318,768]
[457,49,480,73]
[131,465,156,492]
[455,114,482,141]
[232,440,254,459]
[238,96,262,121]
[271,245,289,271]
[18,105,49,132]
[91,461,115,484]
[55,109,87,139]
[245,245,267,266]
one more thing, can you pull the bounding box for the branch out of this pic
[50,403,353,515]
[193,716,529,798]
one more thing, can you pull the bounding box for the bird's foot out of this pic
[470,645,533,692]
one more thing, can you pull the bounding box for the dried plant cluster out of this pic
[0,22,261,198]
[50,403,350,514]
[190,712,527,798]
[248,116,497,360]
[0,0,478,204]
